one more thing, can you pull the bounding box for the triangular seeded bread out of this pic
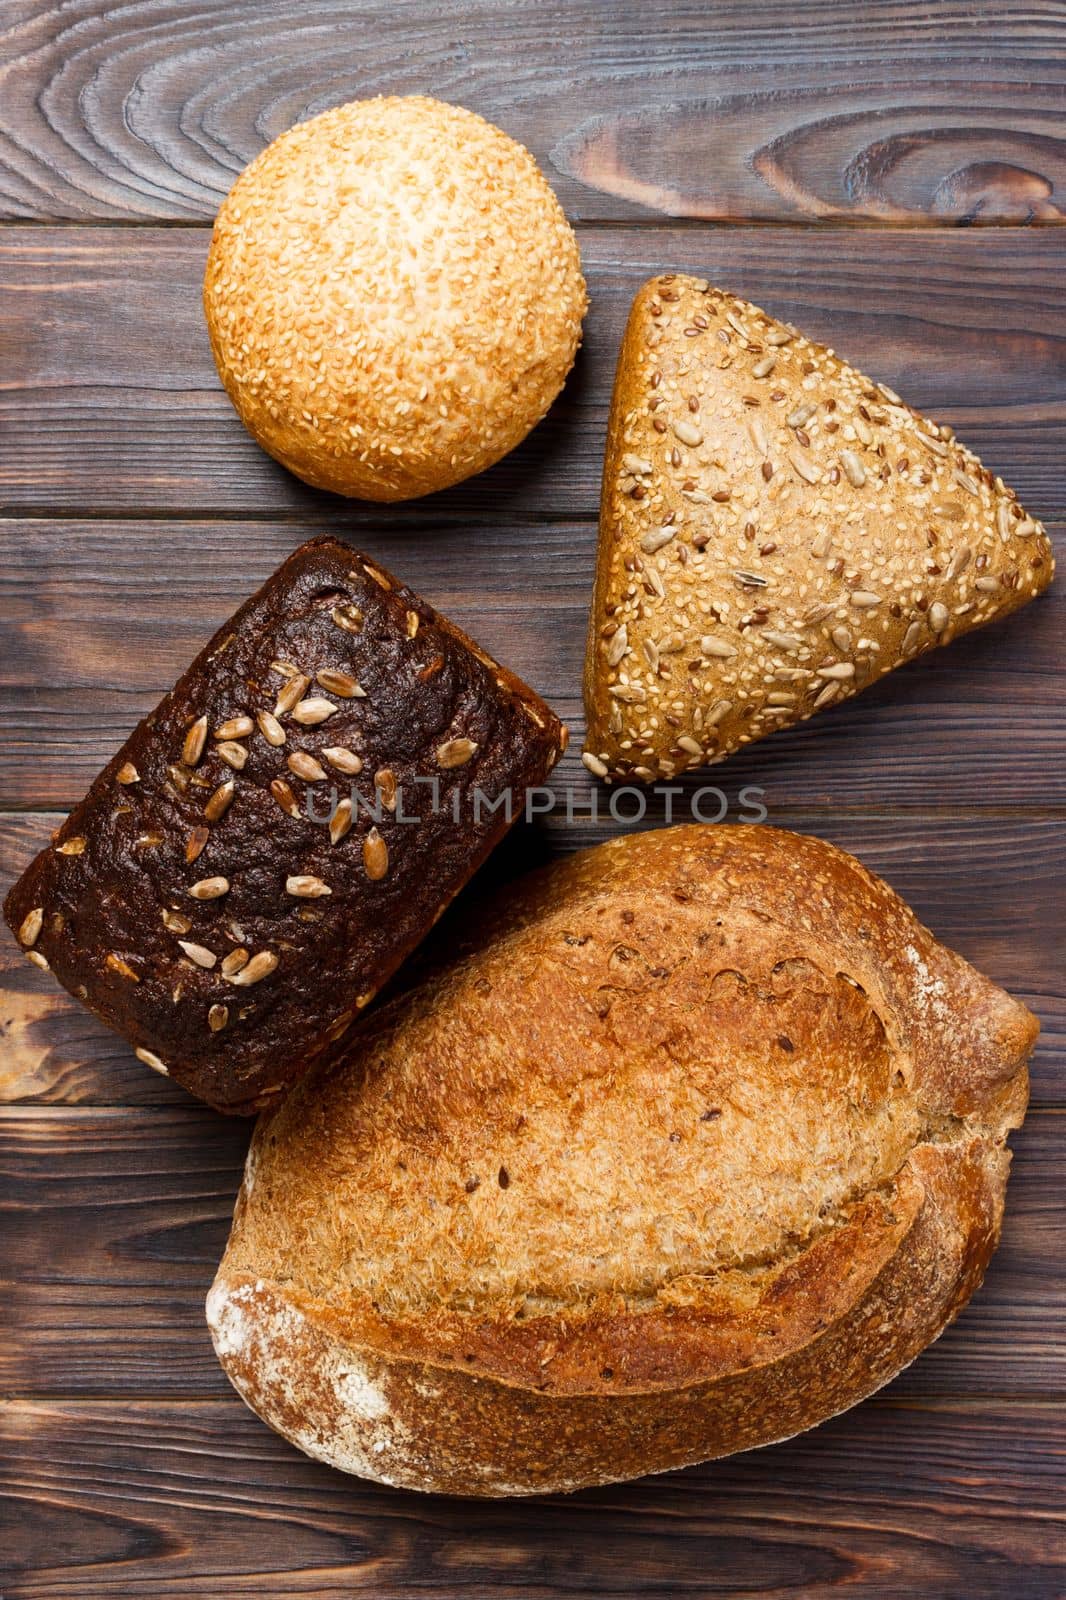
[583,274,1054,781]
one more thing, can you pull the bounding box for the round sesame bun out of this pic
[204,96,587,501]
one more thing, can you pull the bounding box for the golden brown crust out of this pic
[208,825,1035,1493]
[583,276,1054,781]
[204,96,586,502]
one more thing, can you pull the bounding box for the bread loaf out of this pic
[4,538,565,1112]
[204,96,587,501]
[208,824,1034,1494]
[583,275,1054,781]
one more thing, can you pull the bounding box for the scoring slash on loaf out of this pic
[208,824,1034,1496]
[204,95,587,502]
[583,275,1054,782]
[3,538,566,1114]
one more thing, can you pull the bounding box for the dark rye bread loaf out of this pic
[4,538,565,1113]
[208,824,1035,1495]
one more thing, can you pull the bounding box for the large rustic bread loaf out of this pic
[208,824,1034,1495]
[583,275,1054,782]
[4,537,565,1113]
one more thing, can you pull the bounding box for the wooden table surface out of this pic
[1,3,1063,1595]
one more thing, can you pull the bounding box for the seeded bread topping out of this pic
[204,95,587,502]
[583,275,1054,781]
[4,538,566,1113]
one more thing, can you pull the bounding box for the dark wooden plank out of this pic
[0,517,1061,811]
[1,227,1063,518]
[0,0,1063,226]
[3,812,1064,1108]
[0,1097,1061,1402]
[1,1399,1061,1600]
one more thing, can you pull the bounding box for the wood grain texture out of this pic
[1,1396,1063,1599]
[0,516,1060,810]
[3,810,1064,1108]
[1,1106,1061,1403]
[0,0,1063,226]
[1,227,1064,519]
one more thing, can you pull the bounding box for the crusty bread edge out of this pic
[207,1124,1020,1496]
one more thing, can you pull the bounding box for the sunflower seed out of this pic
[270,660,299,679]
[26,950,50,971]
[975,575,1001,593]
[216,741,248,771]
[189,876,229,900]
[643,637,660,672]
[672,419,703,447]
[752,355,776,379]
[135,1047,168,1075]
[287,751,326,782]
[707,699,733,725]
[363,563,391,590]
[762,630,804,652]
[406,609,420,638]
[817,662,855,680]
[275,673,311,716]
[622,452,653,475]
[179,940,217,969]
[852,414,873,446]
[700,635,736,659]
[850,591,882,609]
[766,692,796,706]
[946,546,972,579]
[1016,518,1040,539]
[215,715,254,741]
[291,697,337,726]
[107,953,139,981]
[208,1004,229,1033]
[609,685,645,703]
[840,449,866,487]
[231,950,278,987]
[56,836,87,856]
[161,911,192,939]
[185,826,210,864]
[116,762,139,785]
[286,875,332,898]
[928,602,950,632]
[182,715,208,766]
[954,468,981,498]
[787,403,816,429]
[204,780,235,822]
[331,605,363,634]
[220,948,249,978]
[640,527,676,555]
[316,669,365,699]
[363,826,389,880]
[789,448,821,484]
[582,751,609,778]
[323,746,363,776]
[812,682,840,709]
[645,566,666,598]
[734,570,769,588]
[18,907,43,948]
[329,797,353,844]
[766,328,793,347]
[271,777,300,819]
[931,501,964,522]
[811,530,833,560]
[748,415,769,454]
[606,623,630,665]
[830,626,852,651]
[902,620,923,653]
[803,601,835,625]
[256,709,286,747]
[437,738,478,769]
